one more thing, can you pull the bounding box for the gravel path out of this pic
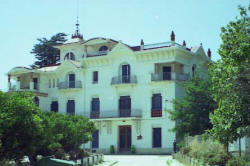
[100,155,184,166]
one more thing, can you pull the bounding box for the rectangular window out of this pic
[153,128,162,148]
[119,96,131,117]
[49,79,51,88]
[53,79,55,88]
[91,98,100,118]
[51,101,58,112]
[92,130,99,148]
[67,100,75,115]
[151,94,162,117]
[91,98,100,112]
[93,71,98,83]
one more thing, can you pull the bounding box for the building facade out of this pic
[7,31,211,154]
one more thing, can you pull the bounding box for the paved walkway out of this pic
[100,155,184,166]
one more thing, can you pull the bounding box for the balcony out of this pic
[111,75,137,85]
[151,72,189,82]
[58,81,82,89]
[87,109,142,120]
[9,83,40,92]
[87,50,109,57]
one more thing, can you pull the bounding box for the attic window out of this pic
[64,52,75,60]
[99,46,108,52]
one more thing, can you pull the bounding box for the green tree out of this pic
[0,91,96,165]
[31,33,67,68]
[0,91,43,164]
[207,5,250,146]
[168,72,217,139]
[28,112,95,165]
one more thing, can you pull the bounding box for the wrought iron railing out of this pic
[58,81,82,89]
[87,50,109,57]
[86,109,142,119]
[111,75,137,85]
[151,72,189,81]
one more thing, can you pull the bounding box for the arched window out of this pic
[34,97,39,107]
[99,46,108,52]
[64,52,75,60]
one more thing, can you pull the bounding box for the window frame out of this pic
[93,71,98,84]
[152,127,162,148]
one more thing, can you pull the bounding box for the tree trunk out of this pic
[29,155,38,166]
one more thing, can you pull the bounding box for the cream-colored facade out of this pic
[7,32,211,154]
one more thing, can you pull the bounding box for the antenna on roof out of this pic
[72,0,83,39]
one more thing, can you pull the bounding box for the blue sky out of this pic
[0,0,248,91]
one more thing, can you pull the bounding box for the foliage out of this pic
[179,138,231,165]
[54,148,66,160]
[130,145,136,154]
[110,145,115,154]
[76,149,90,159]
[0,91,43,163]
[226,155,250,166]
[29,111,95,163]
[168,72,217,138]
[207,5,250,146]
[31,33,67,68]
[0,91,96,165]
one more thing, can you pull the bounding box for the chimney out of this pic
[182,40,186,47]
[207,48,211,59]
[140,39,144,50]
[171,31,175,46]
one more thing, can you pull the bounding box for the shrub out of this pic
[110,145,115,154]
[179,137,231,165]
[130,145,136,154]
[76,149,90,159]
[180,146,190,155]
[54,148,66,160]
[226,156,250,166]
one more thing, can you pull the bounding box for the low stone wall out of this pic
[87,148,173,155]
[76,154,104,166]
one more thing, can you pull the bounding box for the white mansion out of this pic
[7,29,211,154]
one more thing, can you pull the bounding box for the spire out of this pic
[72,0,83,39]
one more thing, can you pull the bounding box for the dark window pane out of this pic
[99,46,108,51]
[91,98,100,112]
[93,71,98,83]
[51,101,58,112]
[153,128,162,148]
[92,130,99,148]
[34,97,39,106]
[67,100,75,115]
[152,94,162,109]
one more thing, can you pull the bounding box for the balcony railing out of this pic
[151,108,162,117]
[111,75,137,85]
[86,109,142,119]
[9,83,40,91]
[58,81,82,89]
[87,50,109,57]
[151,72,189,81]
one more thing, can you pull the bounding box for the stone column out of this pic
[16,76,20,90]
[8,75,11,90]
[30,72,34,91]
